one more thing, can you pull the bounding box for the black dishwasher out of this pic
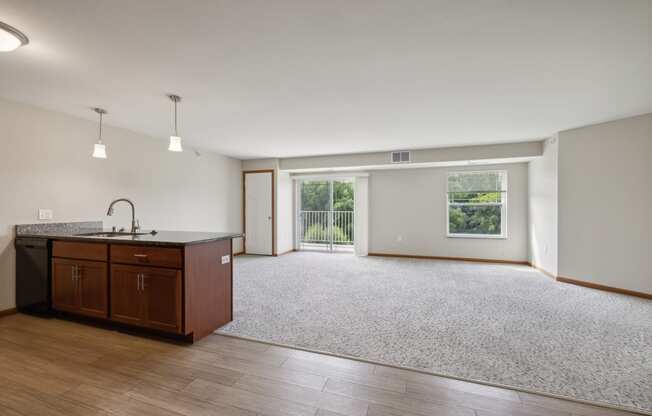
[15,237,51,314]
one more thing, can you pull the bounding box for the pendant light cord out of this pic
[174,99,179,137]
[98,111,103,143]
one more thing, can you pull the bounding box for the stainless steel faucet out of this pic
[106,198,140,232]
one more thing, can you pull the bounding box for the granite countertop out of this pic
[15,221,242,247]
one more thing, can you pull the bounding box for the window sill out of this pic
[447,234,506,240]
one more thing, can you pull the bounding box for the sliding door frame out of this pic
[296,177,354,253]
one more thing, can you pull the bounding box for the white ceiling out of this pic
[0,0,650,159]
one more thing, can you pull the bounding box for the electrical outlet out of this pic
[221,255,231,264]
[38,209,53,220]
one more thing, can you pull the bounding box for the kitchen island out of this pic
[16,222,241,342]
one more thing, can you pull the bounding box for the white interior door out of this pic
[245,172,273,255]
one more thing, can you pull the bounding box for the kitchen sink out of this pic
[75,231,152,237]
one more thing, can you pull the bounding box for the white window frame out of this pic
[446,170,507,239]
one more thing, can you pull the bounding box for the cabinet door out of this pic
[52,258,78,312]
[78,260,108,319]
[142,267,182,333]
[110,265,144,326]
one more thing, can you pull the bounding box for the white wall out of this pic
[368,163,529,262]
[0,98,243,311]
[558,113,652,294]
[528,136,558,276]
[276,171,294,254]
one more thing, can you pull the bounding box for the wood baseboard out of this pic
[529,263,556,279]
[276,249,296,256]
[367,252,529,266]
[556,276,652,300]
[233,251,245,257]
[0,308,17,318]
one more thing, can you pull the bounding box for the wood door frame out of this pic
[242,169,276,256]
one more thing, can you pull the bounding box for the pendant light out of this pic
[0,21,29,52]
[168,94,183,152]
[92,107,108,159]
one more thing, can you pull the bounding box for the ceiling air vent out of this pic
[391,150,411,163]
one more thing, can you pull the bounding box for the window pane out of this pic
[448,171,505,192]
[448,191,503,204]
[449,205,502,235]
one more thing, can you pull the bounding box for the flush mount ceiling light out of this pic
[0,21,29,52]
[168,94,183,152]
[92,107,108,159]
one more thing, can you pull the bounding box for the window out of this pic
[447,170,506,238]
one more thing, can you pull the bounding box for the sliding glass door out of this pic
[298,179,354,252]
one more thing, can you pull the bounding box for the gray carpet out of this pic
[218,252,652,413]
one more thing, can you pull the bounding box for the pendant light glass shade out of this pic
[92,142,107,158]
[168,135,183,152]
[92,108,108,159]
[168,94,183,152]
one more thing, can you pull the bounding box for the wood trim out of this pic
[0,308,17,318]
[276,249,296,256]
[242,169,276,256]
[529,263,556,279]
[368,252,529,266]
[233,251,245,257]
[557,276,652,300]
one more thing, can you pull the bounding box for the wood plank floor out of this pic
[0,314,642,416]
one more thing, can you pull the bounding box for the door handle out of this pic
[137,273,147,292]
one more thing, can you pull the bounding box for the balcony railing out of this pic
[299,211,354,245]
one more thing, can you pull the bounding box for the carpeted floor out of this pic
[218,252,652,413]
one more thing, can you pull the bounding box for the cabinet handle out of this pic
[141,274,146,291]
[133,254,148,258]
[137,273,141,291]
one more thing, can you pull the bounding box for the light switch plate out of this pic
[38,209,53,220]
[221,255,231,264]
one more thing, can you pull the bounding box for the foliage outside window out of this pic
[300,180,354,244]
[447,171,506,238]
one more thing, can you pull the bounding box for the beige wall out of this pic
[368,163,529,262]
[558,113,652,294]
[528,136,559,275]
[0,98,243,311]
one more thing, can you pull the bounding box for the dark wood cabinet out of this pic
[111,245,182,268]
[52,258,78,313]
[110,265,143,326]
[77,260,108,318]
[142,267,182,333]
[50,238,233,342]
[110,264,181,333]
[52,257,108,318]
